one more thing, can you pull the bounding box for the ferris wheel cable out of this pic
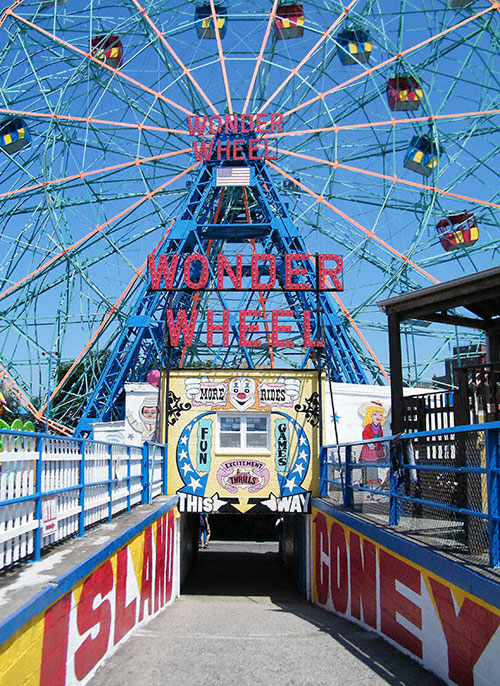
[258,0,360,115]
[282,5,496,121]
[0,159,199,303]
[263,108,500,137]
[0,146,191,202]
[265,159,439,286]
[331,292,390,384]
[242,0,279,115]
[0,108,187,135]
[270,146,500,212]
[8,11,195,119]
[297,238,390,381]
[488,0,500,17]
[131,0,219,117]
[210,0,232,115]
[38,216,176,416]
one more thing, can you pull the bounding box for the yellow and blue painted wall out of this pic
[0,497,179,686]
[311,499,500,686]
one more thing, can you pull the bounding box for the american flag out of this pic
[216,166,251,187]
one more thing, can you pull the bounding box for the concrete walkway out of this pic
[89,541,443,686]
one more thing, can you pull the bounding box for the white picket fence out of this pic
[0,431,165,570]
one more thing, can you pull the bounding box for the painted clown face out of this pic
[229,377,256,412]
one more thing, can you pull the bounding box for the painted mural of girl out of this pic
[358,401,389,487]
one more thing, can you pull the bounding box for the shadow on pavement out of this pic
[182,541,443,685]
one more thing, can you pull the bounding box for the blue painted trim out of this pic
[0,496,178,646]
[312,498,500,609]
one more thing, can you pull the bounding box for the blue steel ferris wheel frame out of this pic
[0,0,498,431]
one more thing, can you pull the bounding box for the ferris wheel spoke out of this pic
[267,107,500,138]
[259,0,359,114]
[131,0,219,116]
[273,144,500,212]
[0,108,186,135]
[8,10,195,118]
[0,147,191,202]
[209,0,232,115]
[266,159,439,285]
[242,0,279,115]
[282,5,496,121]
[40,217,175,415]
[0,161,199,302]
[332,292,390,383]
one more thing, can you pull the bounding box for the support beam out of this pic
[388,313,403,434]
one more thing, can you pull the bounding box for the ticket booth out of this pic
[161,369,321,514]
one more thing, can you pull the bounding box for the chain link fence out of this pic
[321,422,500,569]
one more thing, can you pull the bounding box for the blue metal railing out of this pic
[0,429,167,568]
[320,420,500,568]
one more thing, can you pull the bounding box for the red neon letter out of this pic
[232,139,245,160]
[270,112,284,133]
[249,138,262,160]
[272,310,294,348]
[349,532,377,629]
[217,254,242,289]
[114,546,137,645]
[216,139,231,161]
[207,309,230,346]
[208,115,223,134]
[166,309,198,346]
[318,254,343,290]
[241,114,254,133]
[74,561,113,681]
[187,115,208,135]
[148,253,179,290]
[184,254,209,290]
[314,511,330,606]
[251,254,276,290]
[239,310,262,347]
[224,113,238,134]
[379,549,422,658]
[264,138,278,160]
[285,254,310,290]
[303,310,322,348]
[193,140,215,162]
[428,577,500,686]
[256,113,269,133]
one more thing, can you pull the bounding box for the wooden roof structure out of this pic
[377,266,500,432]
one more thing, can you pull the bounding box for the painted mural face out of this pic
[229,377,256,412]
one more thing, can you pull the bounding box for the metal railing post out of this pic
[319,446,327,497]
[389,438,400,526]
[345,445,353,508]
[142,442,149,504]
[78,439,86,536]
[127,445,132,512]
[487,428,500,567]
[33,436,44,562]
[108,444,114,522]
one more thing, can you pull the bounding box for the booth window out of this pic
[217,413,270,451]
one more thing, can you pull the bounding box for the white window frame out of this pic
[216,412,270,453]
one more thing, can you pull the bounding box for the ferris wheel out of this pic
[0,0,498,431]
